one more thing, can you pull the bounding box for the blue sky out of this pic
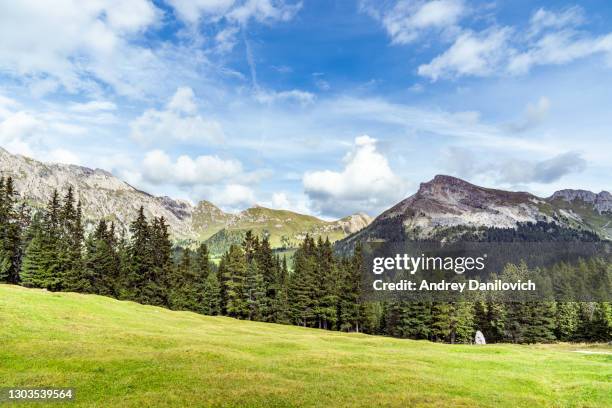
[1,0,611,218]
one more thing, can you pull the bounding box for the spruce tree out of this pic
[555,302,579,341]
[289,236,317,327]
[245,260,266,320]
[201,271,221,315]
[0,177,24,283]
[125,206,151,302]
[222,244,248,318]
[85,220,121,297]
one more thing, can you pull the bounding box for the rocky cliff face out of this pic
[0,148,371,246]
[550,189,612,214]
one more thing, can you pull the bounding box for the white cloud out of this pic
[505,96,550,133]
[443,148,586,185]
[167,0,236,23]
[167,87,198,114]
[0,0,163,97]
[142,149,242,186]
[418,27,512,80]
[131,87,224,145]
[271,192,291,208]
[254,89,315,105]
[529,6,584,37]
[226,0,302,25]
[47,148,82,165]
[215,26,240,53]
[363,0,464,44]
[303,135,407,216]
[418,6,612,80]
[0,111,42,144]
[508,31,612,75]
[168,0,301,26]
[69,100,117,113]
[210,184,257,209]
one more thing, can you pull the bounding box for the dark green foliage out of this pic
[84,220,121,296]
[221,244,248,318]
[0,177,26,284]
[201,271,221,315]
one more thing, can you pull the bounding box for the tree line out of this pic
[0,179,610,343]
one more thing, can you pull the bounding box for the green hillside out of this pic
[1,285,610,407]
[204,207,350,254]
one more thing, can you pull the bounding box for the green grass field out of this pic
[1,285,610,407]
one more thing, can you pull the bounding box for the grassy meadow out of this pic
[0,284,610,407]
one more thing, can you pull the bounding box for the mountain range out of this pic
[1,148,611,254]
[0,148,371,253]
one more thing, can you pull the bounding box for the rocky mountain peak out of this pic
[550,189,612,214]
[417,175,533,204]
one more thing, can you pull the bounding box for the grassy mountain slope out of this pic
[204,207,371,254]
[1,285,610,407]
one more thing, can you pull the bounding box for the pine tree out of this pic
[20,191,63,290]
[555,302,579,341]
[84,220,121,297]
[146,216,172,306]
[272,255,291,324]
[315,237,338,329]
[523,301,556,343]
[19,225,48,288]
[484,298,506,343]
[430,302,453,342]
[397,302,432,339]
[125,206,151,302]
[201,271,221,315]
[170,248,205,312]
[289,236,317,327]
[0,177,24,283]
[222,245,248,318]
[588,302,612,342]
[61,189,86,292]
[245,260,266,320]
[255,236,276,322]
[450,302,475,344]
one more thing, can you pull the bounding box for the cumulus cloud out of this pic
[303,135,407,217]
[417,6,612,80]
[210,184,257,209]
[141,149,242,186]
[131,87,224,145]
[167,87,198,114]
[362,0,464,44]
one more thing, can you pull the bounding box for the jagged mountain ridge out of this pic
[0,148,371,248]
[339,175,612,248]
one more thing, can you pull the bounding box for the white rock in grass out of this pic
[475,330,486,345]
